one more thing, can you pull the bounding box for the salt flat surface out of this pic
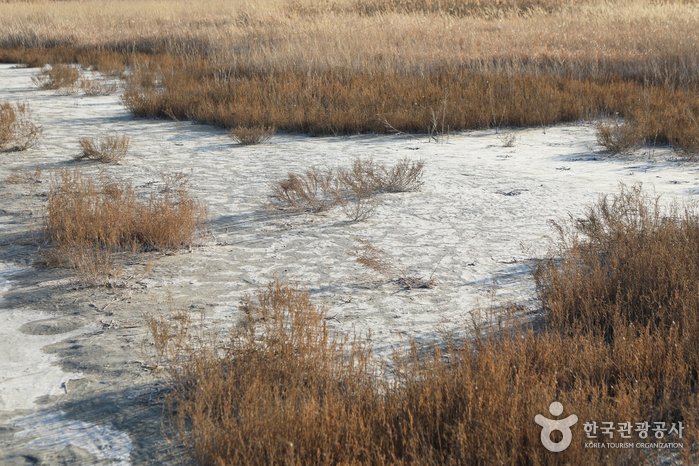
[9,410,133,466]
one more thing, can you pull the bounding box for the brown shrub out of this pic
[268,167,337,213]
[348,238,437,289]
[31,64,80,93]
[228,125,275,145]
[4,164,42,184]
[334,158,381,222]
[44,168,207,284]
[372,156,424,193]
[269,157,424,221]
[0,101,42,152]
[77,133,129,163]
[596,119,643,155]
[534,183,699,342]
[79,77,118,96]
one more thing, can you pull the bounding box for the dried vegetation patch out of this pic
[43,168,207,285]
[1,0,698,154]
[228,125,275,145]
[76,133,130,163]
[31,64,80,93]
[0,101,42,152]
[149,186,698,464]
[268,157,423,221]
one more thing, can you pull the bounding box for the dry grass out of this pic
[335,158,382,222]
[31,64,80,93]
[348,238,438,289]
[269,157,424,221]
[596,119,643,155]
[0,101,42,152]
[228,125,275,145]
[77,133,130,163]
[268,167,338,213]
[4,164,42,184]
[1,1,698,148]
[43,168,207,285]
[79,77,118,96]
[150,197,699,464]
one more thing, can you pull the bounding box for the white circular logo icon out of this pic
[534,402,578,452]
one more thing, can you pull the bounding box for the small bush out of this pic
[596,119,643,154]
[335,158,382,222]
[268,167,337,213]
[269,157,423,220]
[77,133,129,163]
[5,164,42,184]
[348,238,437,289]
[32,64,80,93]
[79,78,118,96]
[0,101,42,152]
[372,156,424,193]
[44,168,207,285]
[228,125,275,145]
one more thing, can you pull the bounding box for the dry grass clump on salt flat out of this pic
[269,157,423,221]
[349,238,437,289]
[79,77,118,96]
[596,120,643,155]
[149,187,699,464]
[269,167,337,213]
[43,168,207,285]
[76,133,130,163]
[4,164,42,184]
[228,125,275,145]
[31,64,80,94]
[0,101,42,152]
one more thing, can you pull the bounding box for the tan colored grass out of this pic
[4,164,42,184]
[77,133,130,163]
[3,1,699,143]
[149,266,697,464]
[228,125,275,145]
[596,119,643,154]
[44,168,207,285]
[79,77,118,96]
[268,167,338,213]
[31,64,80,93]
[146,184,699,463]
[269,157,424,221]
[0,101,42,152]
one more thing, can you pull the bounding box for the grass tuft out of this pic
[32,64,80,93]
[228,125,275,145]
[79,77,118,96]
[77,133,130,163]
[43,168,207,285]
[0,101,42,152]
[596,119,643,155]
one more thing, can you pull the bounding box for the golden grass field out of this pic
[2,0,699,464]
[1,0,699,148]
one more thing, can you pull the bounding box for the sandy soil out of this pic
[1,63,699,464]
